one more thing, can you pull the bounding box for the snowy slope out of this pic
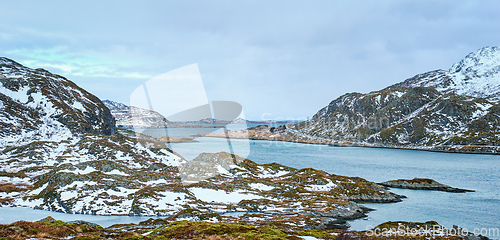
[0,58,185,214]
[0,57,115,145]
[397,46,500,100]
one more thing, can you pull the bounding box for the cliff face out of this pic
[293,47,500,148]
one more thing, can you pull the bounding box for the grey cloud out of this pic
[1,1,500,119]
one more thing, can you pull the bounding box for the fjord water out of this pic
[0,207,156,227]
[171,137,500,231]
[1,136,498,231]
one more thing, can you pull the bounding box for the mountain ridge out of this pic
[290,46,500,152]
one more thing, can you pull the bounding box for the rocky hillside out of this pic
[103,100,179,128]
[0,57,185,214]
[0,57,115,141]
[292,47,500,153]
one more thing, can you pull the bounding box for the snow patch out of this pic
[189,187,262,203]
[60,166,98,175]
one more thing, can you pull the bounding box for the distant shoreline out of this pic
[119,121,299,129]
[199,129,500,156]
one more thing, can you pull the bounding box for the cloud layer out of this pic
[1,0,500,120]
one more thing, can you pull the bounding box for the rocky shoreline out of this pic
[379,178,475,193]
[201,127,500,155]
[118,127,197,143]
[0,216,479,239]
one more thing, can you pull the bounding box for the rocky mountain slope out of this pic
[0,58,115,142]
[103,100,179,128]
[0,57,185,214]
[0,58,404,229]
[291,47,500,153]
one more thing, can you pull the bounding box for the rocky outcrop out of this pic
[247,124,269,130]
[379,178,474,193]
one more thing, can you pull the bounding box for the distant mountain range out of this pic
[171,117,251,125]
[291,46,500,152]
[103,100,300,127]
[102,100,180,128]
[172,118,300,125]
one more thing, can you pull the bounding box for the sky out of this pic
[1,1,500,120]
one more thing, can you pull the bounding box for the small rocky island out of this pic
[379,178,475,193]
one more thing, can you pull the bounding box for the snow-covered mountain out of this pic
[292,47,500,152]
[396,46,500,100]
[0,58,185,214]
[103,99,179,128]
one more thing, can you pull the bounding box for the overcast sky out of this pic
[1,1,500,120]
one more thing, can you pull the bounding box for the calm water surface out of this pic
[0,207,159,227]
